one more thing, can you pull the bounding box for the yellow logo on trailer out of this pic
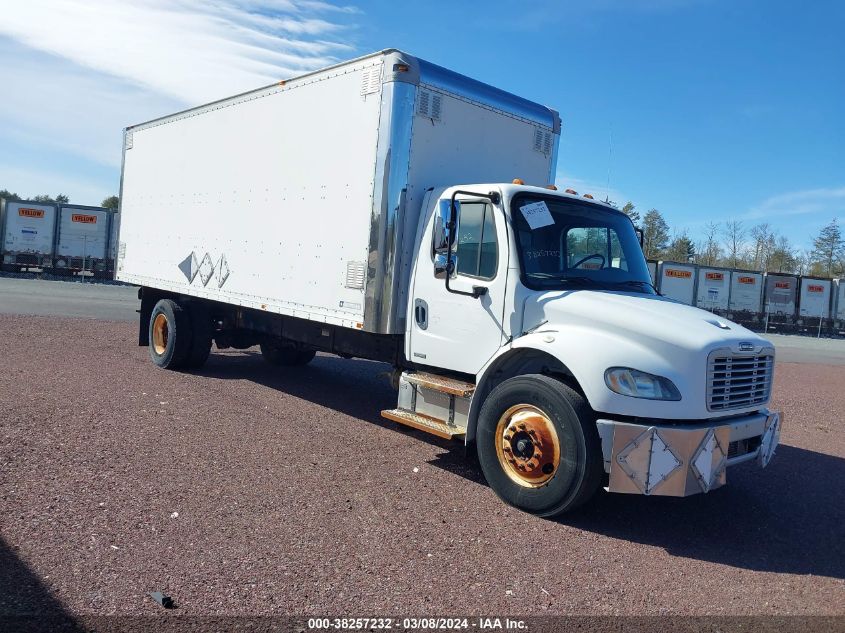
[71,214,98,224]
[19,208,44,218]
[665,269,692,279]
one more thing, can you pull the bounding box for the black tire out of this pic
[259,343,316,367]
[148,299,191,369]
[476,374,603,517]
[183,301,213,369]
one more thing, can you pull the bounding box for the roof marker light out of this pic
[513,178,525,185]
[565,188,578,195]
[583,193,594,199]
[545,184,558,190]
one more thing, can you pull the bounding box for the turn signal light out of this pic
[565,188,578,195]
[394,64,410,73]
[513,178,525,185]
[583,193,594,199]
[545,184,558,190]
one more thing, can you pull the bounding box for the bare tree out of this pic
[722,220,746,268]
[749,223,774,270]
[699,221,722,266]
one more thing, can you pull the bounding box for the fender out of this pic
[466,325,704,443]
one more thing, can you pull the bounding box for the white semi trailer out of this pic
[117,50,780,516]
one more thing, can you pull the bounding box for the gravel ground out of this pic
[0,315,842,621]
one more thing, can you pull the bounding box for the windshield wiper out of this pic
[613,279,661,295]
[527,274,599,287]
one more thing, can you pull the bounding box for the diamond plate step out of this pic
[381,408,466,440]
[403,372,475,397]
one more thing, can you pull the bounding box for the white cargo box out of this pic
[834,279,845,322]
[729,270,763,313]
[763,273,797,317]
[657,261,696,305]
[798,277,831,319]
[695,267,730,311]
[0,200,57,265]
[56,204,113,263]
[117,49,559,334]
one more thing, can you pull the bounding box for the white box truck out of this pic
[55,204,115,277]
[117,50,780,516]
[0,199,58,270]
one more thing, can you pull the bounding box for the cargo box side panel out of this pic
[390,85,556,327]
[2,201,57,262]
[117,58,384,329]
[57,206,110,260]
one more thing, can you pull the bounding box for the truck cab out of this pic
[383,182,780,515]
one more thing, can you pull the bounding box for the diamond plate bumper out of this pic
[596,411,781,497]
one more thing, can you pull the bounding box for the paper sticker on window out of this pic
[519,201,554,230]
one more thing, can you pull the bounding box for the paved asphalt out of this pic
[0,276,843,625]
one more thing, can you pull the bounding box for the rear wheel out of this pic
[149,299,191,369]
[476,374,602,517]
[260,343,316,366]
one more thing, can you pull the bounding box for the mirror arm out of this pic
[444,189,501,299]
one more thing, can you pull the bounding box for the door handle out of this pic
[414,298,428,330]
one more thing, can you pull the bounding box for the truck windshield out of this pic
[511,194,654,293]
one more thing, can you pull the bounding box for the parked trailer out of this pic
[646,260,657,284]
[0,199,58,271]
[118,49,780,517]
[695,266,730,314]
[763,273,798,332]
[796,276,832,335]
[834,279,845,334]
[728,270,763,326]
[55,204,115,277]
[657,261,696,305]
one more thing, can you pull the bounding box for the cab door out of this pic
[408,192,508,375]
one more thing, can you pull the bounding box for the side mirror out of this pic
[434,253,457,279]
[433,199,460,254]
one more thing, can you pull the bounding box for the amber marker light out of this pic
[513,178,525,185]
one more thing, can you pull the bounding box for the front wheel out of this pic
[476,374,603,517]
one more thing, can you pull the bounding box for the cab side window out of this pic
[455,202,497,279]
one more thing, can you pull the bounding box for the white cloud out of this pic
[0,1,358,201]
[555,171,628,208]
[744,187,845,220]
[0,0,357,104]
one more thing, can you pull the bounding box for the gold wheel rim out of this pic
[152,313,169,355]
[495,404,561,488]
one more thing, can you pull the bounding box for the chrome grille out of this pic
[707,351,773,411]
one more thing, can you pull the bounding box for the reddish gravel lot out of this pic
[0,314,843,620]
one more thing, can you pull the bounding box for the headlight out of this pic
[604,367,681,401]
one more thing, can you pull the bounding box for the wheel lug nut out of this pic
[518,423,527,430]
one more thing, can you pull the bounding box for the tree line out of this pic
[1,188,118,211]
[621,203,845,278]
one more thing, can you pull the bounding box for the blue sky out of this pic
[1,0,842,250]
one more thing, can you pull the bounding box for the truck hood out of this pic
[513,289,775,419]
[522,289,769,353]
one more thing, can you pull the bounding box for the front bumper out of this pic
[596,410,781,496]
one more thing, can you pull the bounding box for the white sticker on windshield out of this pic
[519,201,555,230]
